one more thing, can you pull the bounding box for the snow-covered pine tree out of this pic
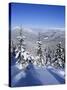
[36,32,44,66]
[45,47,52,65]
[54,42,65,68]
[15,26,35,70]
[15,27,29,68]
[61,47,65,68]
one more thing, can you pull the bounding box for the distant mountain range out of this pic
[11,27,65,56]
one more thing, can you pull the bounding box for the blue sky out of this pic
[10,3,65,30]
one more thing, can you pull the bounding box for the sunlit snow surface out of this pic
[47,66,65,78]
[11,57,65,87]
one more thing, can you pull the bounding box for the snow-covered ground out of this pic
[47,66,65,79]
[11,58,65,87]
